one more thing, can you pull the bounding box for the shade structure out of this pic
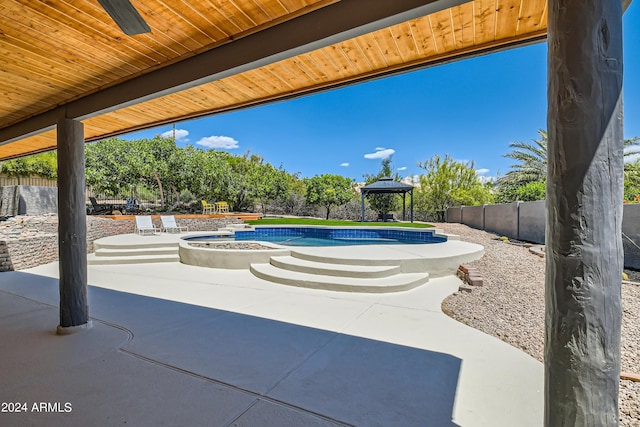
[361,177,414,222]
[0,0,550,160]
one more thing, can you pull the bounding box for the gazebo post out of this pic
[402,193,406,221]
[410,188,413,223]
[361,191,365,222]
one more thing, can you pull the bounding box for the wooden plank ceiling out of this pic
[0,0,547,160]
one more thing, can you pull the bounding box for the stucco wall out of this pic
[462,205,485,230]
[483,202,519,238]
[622,204,640,269]
[449,200,640,269]
[518,200,546,244]
[446,207,462,223]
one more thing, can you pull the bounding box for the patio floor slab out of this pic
[0,261,543,426]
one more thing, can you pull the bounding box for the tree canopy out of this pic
[362,157,402,217]
[85,138,292,212]
[496,130,640,202]
[416,154,493,221]
[0,152,58,179]
[304,174,354,219]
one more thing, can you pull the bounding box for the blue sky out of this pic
[125,4,640,183]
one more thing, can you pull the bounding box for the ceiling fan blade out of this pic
[98,0,151,36]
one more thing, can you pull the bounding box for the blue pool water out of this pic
[185,227,446,247]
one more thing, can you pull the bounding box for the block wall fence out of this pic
[447,201,640,269]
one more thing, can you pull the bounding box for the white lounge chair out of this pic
[135,215,159,235]
[161,215,188,233]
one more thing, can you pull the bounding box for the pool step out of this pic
[90,241,180,265]
[88,252,180,265]
[250,263,428,293]
[94,240,179,251]
[92,247,179,257]
[289,249,401,267]
[269,256,400,278]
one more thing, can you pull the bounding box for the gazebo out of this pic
[360,177,414,223]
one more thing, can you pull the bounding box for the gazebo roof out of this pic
[361,177,414,194]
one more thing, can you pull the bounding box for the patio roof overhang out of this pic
[0,0,550,161]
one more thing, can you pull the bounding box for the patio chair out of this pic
[160,215,188,233]
[134,215,159,235]
[201,200,216,214]
[215,201,229,213]
[123,198,140,214]
[88,196,112,215]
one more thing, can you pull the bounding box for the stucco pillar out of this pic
[546,0,624,425]
[56,118,90,333]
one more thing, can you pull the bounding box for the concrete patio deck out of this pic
[0,260,543,426]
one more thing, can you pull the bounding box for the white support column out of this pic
[546,0,624,424]
[56,118,90,333]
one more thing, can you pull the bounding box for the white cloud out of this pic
[476,168,490,175]
[160,128,189,142]
[340,162,349,167]
[397,166,407,171]
[624,146,640,164]
[364,148,395,159]
[196,135,239,149]
[626,153,640,164]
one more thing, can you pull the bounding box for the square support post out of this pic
[56,118,90,333]
[546,0,624,424]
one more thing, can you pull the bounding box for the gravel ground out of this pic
[437,223,640,426]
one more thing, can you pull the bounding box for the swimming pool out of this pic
[185,226,447,247]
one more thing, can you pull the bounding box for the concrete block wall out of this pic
[484,202,519,238]
[446,207,462,223]
[518,200,546,244]
[447,202,545,244]
[447,201,640,269]
[462,205,485,230]
[622,204,640,269]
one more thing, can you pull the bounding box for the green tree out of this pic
[129,136,180,210]
[304,174,354,219]
[0,152,58,179]
[497,131,639,201]
[416,154,493,222]
[498,130,548,187]
[189,148,234,202]
[223,152,264,211]
[246,161,291,214]
[362,157,401,217]
[514,180,546,201]
[624,159,640,202]
[85,138,139,196]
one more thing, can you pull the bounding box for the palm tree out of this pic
[498,131,639,187]
[498,130,548,187]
